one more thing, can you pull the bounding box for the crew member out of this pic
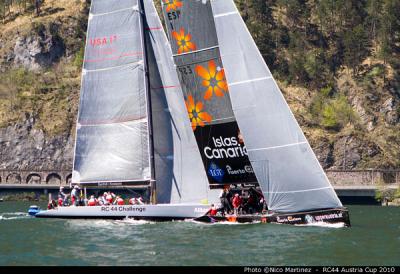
[88,195,97,206]
[106,192,114,205]
[58,186,68,206]
[232,193,242,216]
[71,185,80,206]
[137,196,145,205]
[209,204,218,216]
[219,186,233,214]
[115,196,124,205]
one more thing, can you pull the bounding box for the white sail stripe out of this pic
[229,76,272,86]
[248,142,308,152]
[173,45,219,57]
[265,186,332,194]
[90,6,139,17]
[79,178,150,184]
[79,117,147,127]
[214,11,239,18]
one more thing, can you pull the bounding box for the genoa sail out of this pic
[161,0,258,187]
[210,0,343,213]
[72,0,151,185]
[142,0,213,204]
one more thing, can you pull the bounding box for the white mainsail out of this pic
[72,0,151,185]
[210,0,343,212]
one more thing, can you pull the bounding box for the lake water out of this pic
[0,202,399,266]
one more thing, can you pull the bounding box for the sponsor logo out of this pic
[314,212,343,222]
[164,0,183,12]
[276,215,302,223]
[226,165,254,175]
[172,28,196,54]
[101,206,146,213]
[195,60,228,100]
[98,182,122,186]
[208,162,225,183]
[185,95,212,131]
[204,136,248,159]
[194,207,209,213]
[305,214,314,224]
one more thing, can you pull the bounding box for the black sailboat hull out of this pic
[194,208,351,227]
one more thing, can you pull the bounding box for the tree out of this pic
[343,24,368,75]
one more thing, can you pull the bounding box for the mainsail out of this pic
[210,0,343,212]
[72,0,151,185]
[161,0,258,187]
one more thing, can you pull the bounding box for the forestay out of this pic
[211,0,343,212]
[72,0,151,185]
[142,0,212,204]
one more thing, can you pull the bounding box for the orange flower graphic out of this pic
[172,28,197,54]
[185,95,212,130]
[195,60,229,100]
[164,0,183,12]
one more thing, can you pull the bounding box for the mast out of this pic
[139,0,157,204]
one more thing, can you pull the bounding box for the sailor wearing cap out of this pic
[71,185,80,206]
[58,186,67,206]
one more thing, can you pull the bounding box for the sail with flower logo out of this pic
[31,0,218,219]
[161,0,258,187]
[163,0,350,226]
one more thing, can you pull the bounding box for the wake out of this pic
[0,212,29,221]
[295,221,346,228]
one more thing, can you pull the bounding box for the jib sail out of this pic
[211,0,343,212]
[142,0,212,204]
[72,0,151,185]
[161,0,258,187]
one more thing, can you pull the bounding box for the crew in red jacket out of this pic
[87,195,97,206]
[232,193,242,216]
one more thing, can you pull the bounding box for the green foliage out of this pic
[309,87,355,130]
[74,43,85,69]
[343,24,369,75]
[375,180,396,203]
[395,187,400,199]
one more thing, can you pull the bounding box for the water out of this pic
[0,202,399,266]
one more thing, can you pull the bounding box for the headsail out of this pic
[161,0,258,187]
[210,0,343,212]
[72,0,151,185]
[142,0,213,204]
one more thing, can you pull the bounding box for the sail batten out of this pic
[211,0,343,212]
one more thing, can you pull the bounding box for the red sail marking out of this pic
[85,52,144,63]
[150,85,180,90]
[145,27,163,31]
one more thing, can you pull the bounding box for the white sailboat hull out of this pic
[34,204,210,220]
